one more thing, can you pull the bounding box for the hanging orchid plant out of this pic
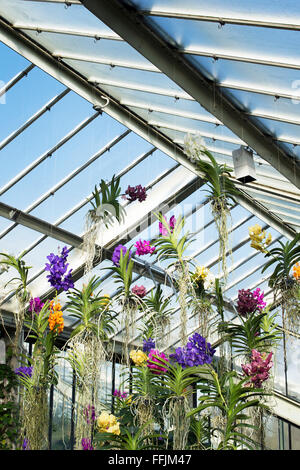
[0,251,31,369]
[149,340,213,451]
[65,275,116,449]
[106,244,147,365]
[190,366,271,450]
[189,265,216,338]
[125,345,161,438]
[83,174,126,275]
[143,285,175,349]
[154,213,194,344]
[17,299,62,450]
[184,133,239,283]
[254,231,300,334]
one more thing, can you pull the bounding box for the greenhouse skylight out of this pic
[0,0,299,452]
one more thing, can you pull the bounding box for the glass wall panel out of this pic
[286,336,300,401]
[264,414,279,450]
[51,387,72,450]
[291,423,300,450]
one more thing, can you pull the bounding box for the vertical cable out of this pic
[70,369,76,450]
[111,355,116,414]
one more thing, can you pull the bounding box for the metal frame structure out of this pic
[0,0,299,439]
[81,0,300,190]
[0,13,297,235]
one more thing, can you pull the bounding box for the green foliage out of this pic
[95,422,161,450]
[188,415,211,450]
[89,174,125,227]
[190,367,270,450]
[0,365,19,449]
[259,308,283,348]
[24,301,60,386]
[129,364,160,398]
[106,248,134,298]
[194,149,239,204]
[261,233,300,289]
[149,356,203,398]
[153,213,193,267]
[215,278,225,322]
[0,251,31,302]
[65,275,116,339]
[143,285,174,330]
[144,285,173,318]
[222,311,281,358]
[25,301,50,348]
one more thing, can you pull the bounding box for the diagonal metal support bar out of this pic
[0,129,131,240]
[0,88,70,151]
[0,146,158,273]
[140,10,300,32]
[53,52,159,73]
[16,24,123,41]
[0,63,34,98]
[0,200,83,247]
[0,110,101,196]
[182,48,300,72]
[80,0,300,190]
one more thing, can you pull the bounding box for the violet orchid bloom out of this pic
[143,337,155,353]
[81,438,94,450]
[170,333,216,368]
[83,405,96,425]
[134,240,156,256]
[159,215,176,236]
[124,184,147,203]
[45,246,74,291]
[22,438,29,450]
[111,244,131,267]
[28,297,44,315]
[15,366,33,379]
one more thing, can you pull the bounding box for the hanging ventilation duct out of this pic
[232,146,257,183]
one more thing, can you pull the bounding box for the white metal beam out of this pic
[0,88,70,151]
[0,63,34,98]
[0,129,130,240]
[140,9,300,32]
[0,110,101,196]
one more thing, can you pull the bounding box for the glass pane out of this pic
[264,414,279,450]
[286,336,300,401]
[291,424,300,450]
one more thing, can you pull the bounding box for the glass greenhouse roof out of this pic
[0,0,299,419]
